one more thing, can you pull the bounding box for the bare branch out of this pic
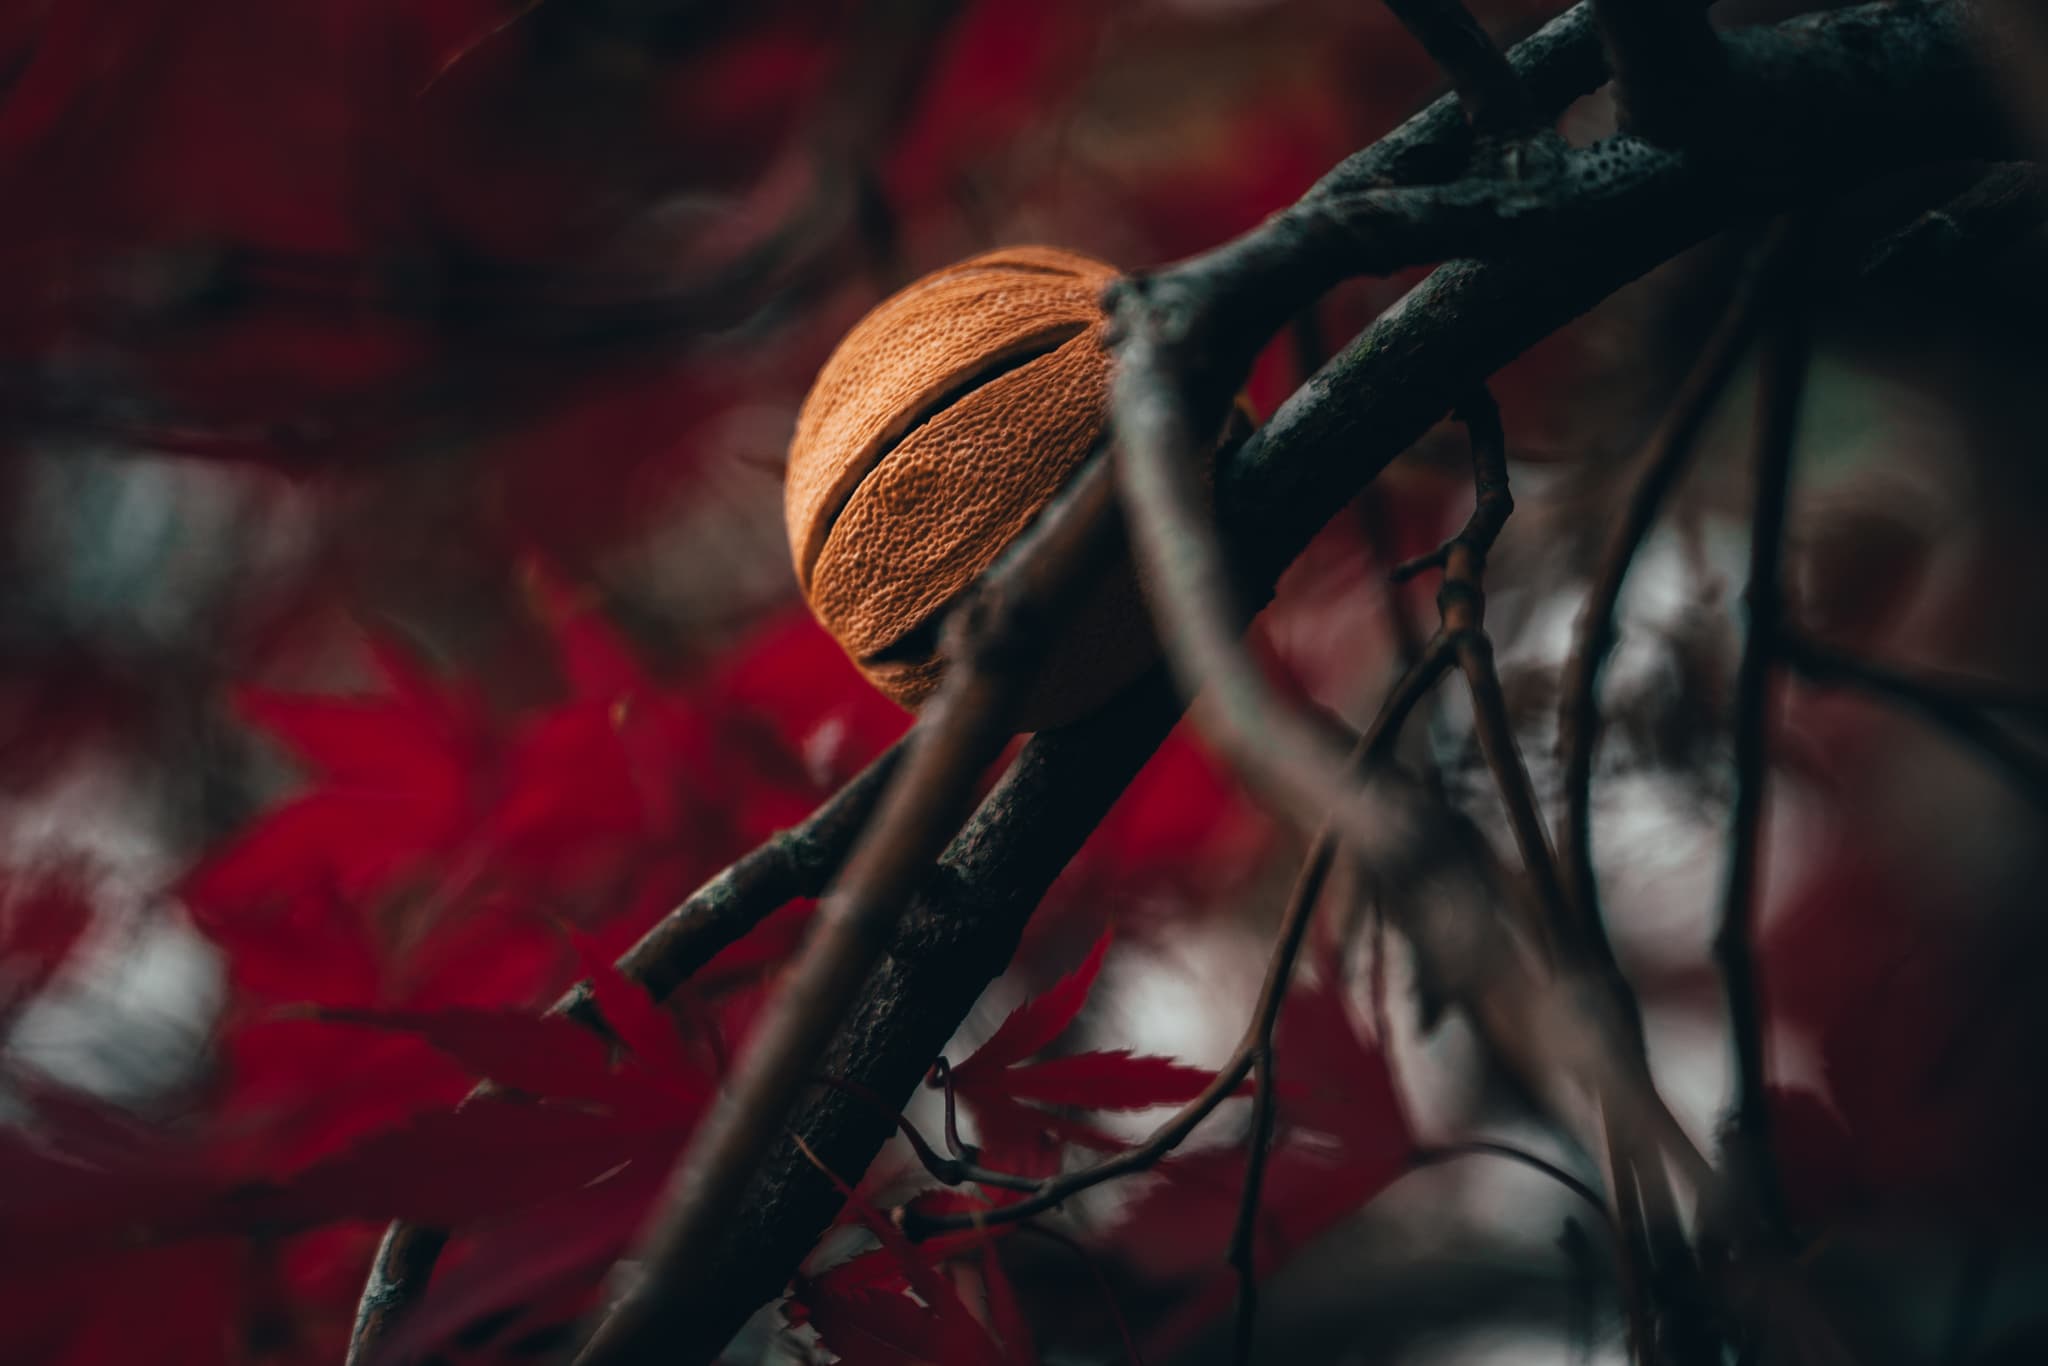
[347,1225,450,1366]
[1098,1,2002,418]
[1781,633,2048,806]
[1714,273,1812,1244]
[1109,1,1999,877]
[1557,224,1799,1004]
[1394,396,1716,1366]
[1411,1140,1608,1215]
[1382,0,1535,139]
[1857,161,2047,282]
[1225,817,1344,1366]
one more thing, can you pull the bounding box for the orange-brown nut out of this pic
[785,245,1158,730]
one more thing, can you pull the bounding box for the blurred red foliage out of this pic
[1,1,2035,1363]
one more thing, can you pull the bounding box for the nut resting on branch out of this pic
[785,244,1245,730]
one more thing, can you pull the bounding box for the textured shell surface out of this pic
[784,245,1159,729]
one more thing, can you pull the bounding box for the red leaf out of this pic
[800,1145,1008,1366]
[214,1016,471,1170]
[1104,982,1411,1352]
[979,1241,1035,1366]
[997,1051,1234,1111]
[0,866,94,1023]
[522,557,656,703]
[316,1006,636,1108]
[570,935,708,1099]
[376,1160,667,1366]
[266,1098,663,1230]
[1766,1083,1868,1228]
[800,1282,954,1366]
[186,636,484,915]
[955,927,1112,1082]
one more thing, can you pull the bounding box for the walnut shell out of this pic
[784,245,1159,730]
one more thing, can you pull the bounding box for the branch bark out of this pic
[1381,0,1534,138]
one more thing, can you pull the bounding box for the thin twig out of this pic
[1433,393,1571,950]
[813,1073,1047,1193]
[1398,394,1714,1366]
[347,1225,450,1366]
[1382,0,1534,139]
[1226,838,1335,1366]
[1856,162,2046,283]
[1782,633,2048,805]
[1410,1140,1607,1215]
[1543,226,1803,1366]
[1714,284,1811,1245]
[1556,222,1797,992]
[343,739,905,1364]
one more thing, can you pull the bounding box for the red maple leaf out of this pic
[1103,976,1411,1355]
[0,865,94,1031]
[1761,851,2048,1228]
[944,928,1240,1183]
[185,635,487,919]
[790,1151,1027,1366]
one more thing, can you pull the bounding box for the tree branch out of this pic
[1402,393,1717,1366]
[1781,632,2048,806]
[1556,225,1797,1006]
[1713,275,1811,1245]
[1857,162,2046,281]
[1382,0,1535,139]
[1109,1,2000,876]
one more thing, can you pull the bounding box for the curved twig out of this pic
[1555,223,1801,995]
[1782,633,2048,804]
[1714,281,1811,1242]
[1381,0,1535,139]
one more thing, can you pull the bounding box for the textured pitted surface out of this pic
[787,246,1118,595]
[786,245,1162,728]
